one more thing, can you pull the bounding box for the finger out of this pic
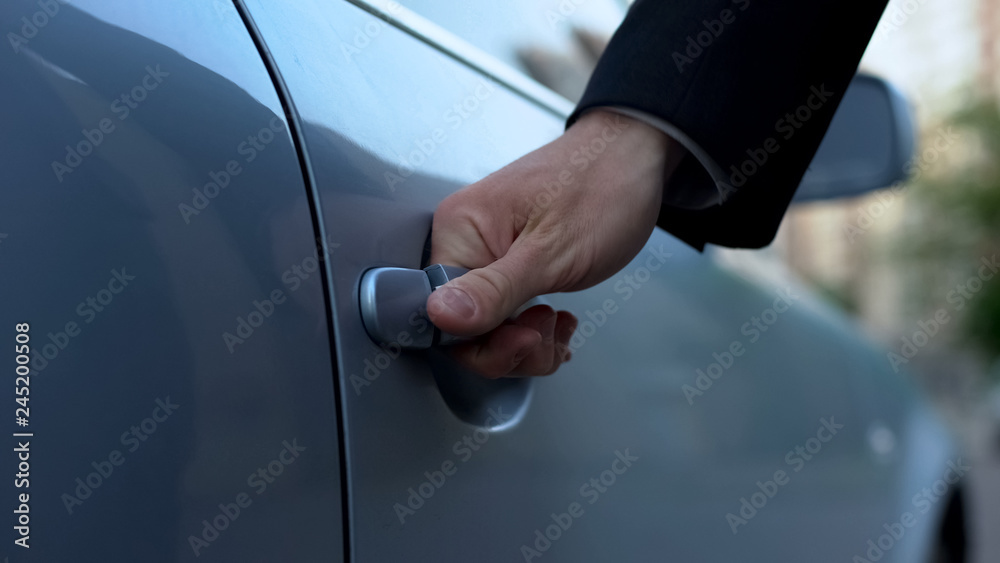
[554,311,577,365]
[450,307,575,378]
[450,324,542,379]
[508,306,559,376]
[427,243,551,336]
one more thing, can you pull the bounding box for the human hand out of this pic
[427,109,683,377]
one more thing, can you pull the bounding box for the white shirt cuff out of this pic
[591,106,730,210]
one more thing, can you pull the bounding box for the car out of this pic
[0,0,967,561]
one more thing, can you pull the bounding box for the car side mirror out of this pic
[793,73,915,203]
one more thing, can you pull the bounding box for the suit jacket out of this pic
[570,0,889,250]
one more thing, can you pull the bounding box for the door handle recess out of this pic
[359,264,469,349]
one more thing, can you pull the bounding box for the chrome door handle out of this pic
[359,264,469,349]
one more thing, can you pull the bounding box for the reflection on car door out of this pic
[242,1,894,560]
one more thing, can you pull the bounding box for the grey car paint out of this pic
[242,1,959,562]
[0,0,959,561]
[1,1,343,561]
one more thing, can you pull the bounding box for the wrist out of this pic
[572,108,668,151]
[567,109,678,198]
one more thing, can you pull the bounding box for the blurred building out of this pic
[776,0,994,344]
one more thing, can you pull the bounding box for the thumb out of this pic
[426,249,548,336]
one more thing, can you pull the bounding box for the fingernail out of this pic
[434,287,476,319]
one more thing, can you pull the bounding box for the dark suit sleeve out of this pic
[569,0,888,250]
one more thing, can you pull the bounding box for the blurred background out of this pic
[400,0,1000,559]
[779,3,1000,560]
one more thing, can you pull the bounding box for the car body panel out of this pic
[0,0,960,561]
[1,1,343,560]
[241,1,959,561]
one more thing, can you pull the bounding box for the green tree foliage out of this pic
[899,99,1000,365]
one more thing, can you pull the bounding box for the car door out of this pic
[238,1,905,562]
[0,1,344,561]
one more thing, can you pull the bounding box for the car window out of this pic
[395,0,628,101]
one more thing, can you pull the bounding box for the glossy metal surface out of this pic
[0,0,958,561]
[347,0,576,115]
[359,267,434,348]
[242,1,957,562]
[358,264,470,349]
[0,1,343,560]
